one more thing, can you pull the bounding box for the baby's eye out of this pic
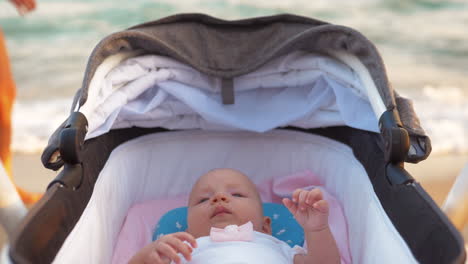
[198,198,209,204]
[232,193,244,197]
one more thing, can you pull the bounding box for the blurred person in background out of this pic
[7,0,36,15]
[1,0,41,205]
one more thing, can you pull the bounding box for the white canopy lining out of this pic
[79,50,386,140]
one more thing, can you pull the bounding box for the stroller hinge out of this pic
[47,163,83,190]
[59,112,88,164]
[379,110,410,164]
[379,109,413,185]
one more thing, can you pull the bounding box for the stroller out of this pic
[6,13,466,264]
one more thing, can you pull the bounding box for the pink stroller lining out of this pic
[111,170,351,264]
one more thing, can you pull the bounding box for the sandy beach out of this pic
[1,151,467,253]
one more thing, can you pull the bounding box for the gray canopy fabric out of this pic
[68,13,430,162]
[79,14,390,106]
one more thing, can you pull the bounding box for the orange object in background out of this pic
[0,29,41,205]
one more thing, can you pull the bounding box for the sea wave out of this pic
[12,98,71,154]
[405,85,468,155]
[3,0,468,101]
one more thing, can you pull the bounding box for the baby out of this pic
[130,168,340,263]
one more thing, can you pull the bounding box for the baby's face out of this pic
[186,169,271,238]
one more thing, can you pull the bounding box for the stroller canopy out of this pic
[43,13,430,167]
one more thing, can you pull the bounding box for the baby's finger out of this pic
[147,250,164,264]
[157,243,181,264]
[165,236,193,261]
[292,189,302,203]
[298,190,309,211]
[306,188,323,205]
[282,198,297,214]
[313,200,329,214]
[173,232,197,248]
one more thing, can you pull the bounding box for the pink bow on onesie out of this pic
[210,221,254,242]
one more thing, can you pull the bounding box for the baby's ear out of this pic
[262,216,272,235]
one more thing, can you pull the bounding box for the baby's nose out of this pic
[211,192,229,204]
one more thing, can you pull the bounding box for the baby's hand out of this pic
[129,232,197,264]
[282,188,329,232]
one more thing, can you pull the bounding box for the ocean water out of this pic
[1,0,467,154]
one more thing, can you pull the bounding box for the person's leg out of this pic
[0,29,16,176]
[0,29,41,204]
[0,160,27,239]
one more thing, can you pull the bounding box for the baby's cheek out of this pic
[187,210,201,228]
[245,207,264,223]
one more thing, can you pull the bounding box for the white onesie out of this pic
[180,231,306,264]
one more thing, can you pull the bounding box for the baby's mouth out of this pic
[211,206,232,218]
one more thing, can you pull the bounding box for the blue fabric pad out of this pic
[153,203,304,247]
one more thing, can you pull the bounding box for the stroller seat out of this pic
[55,129,415,263]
